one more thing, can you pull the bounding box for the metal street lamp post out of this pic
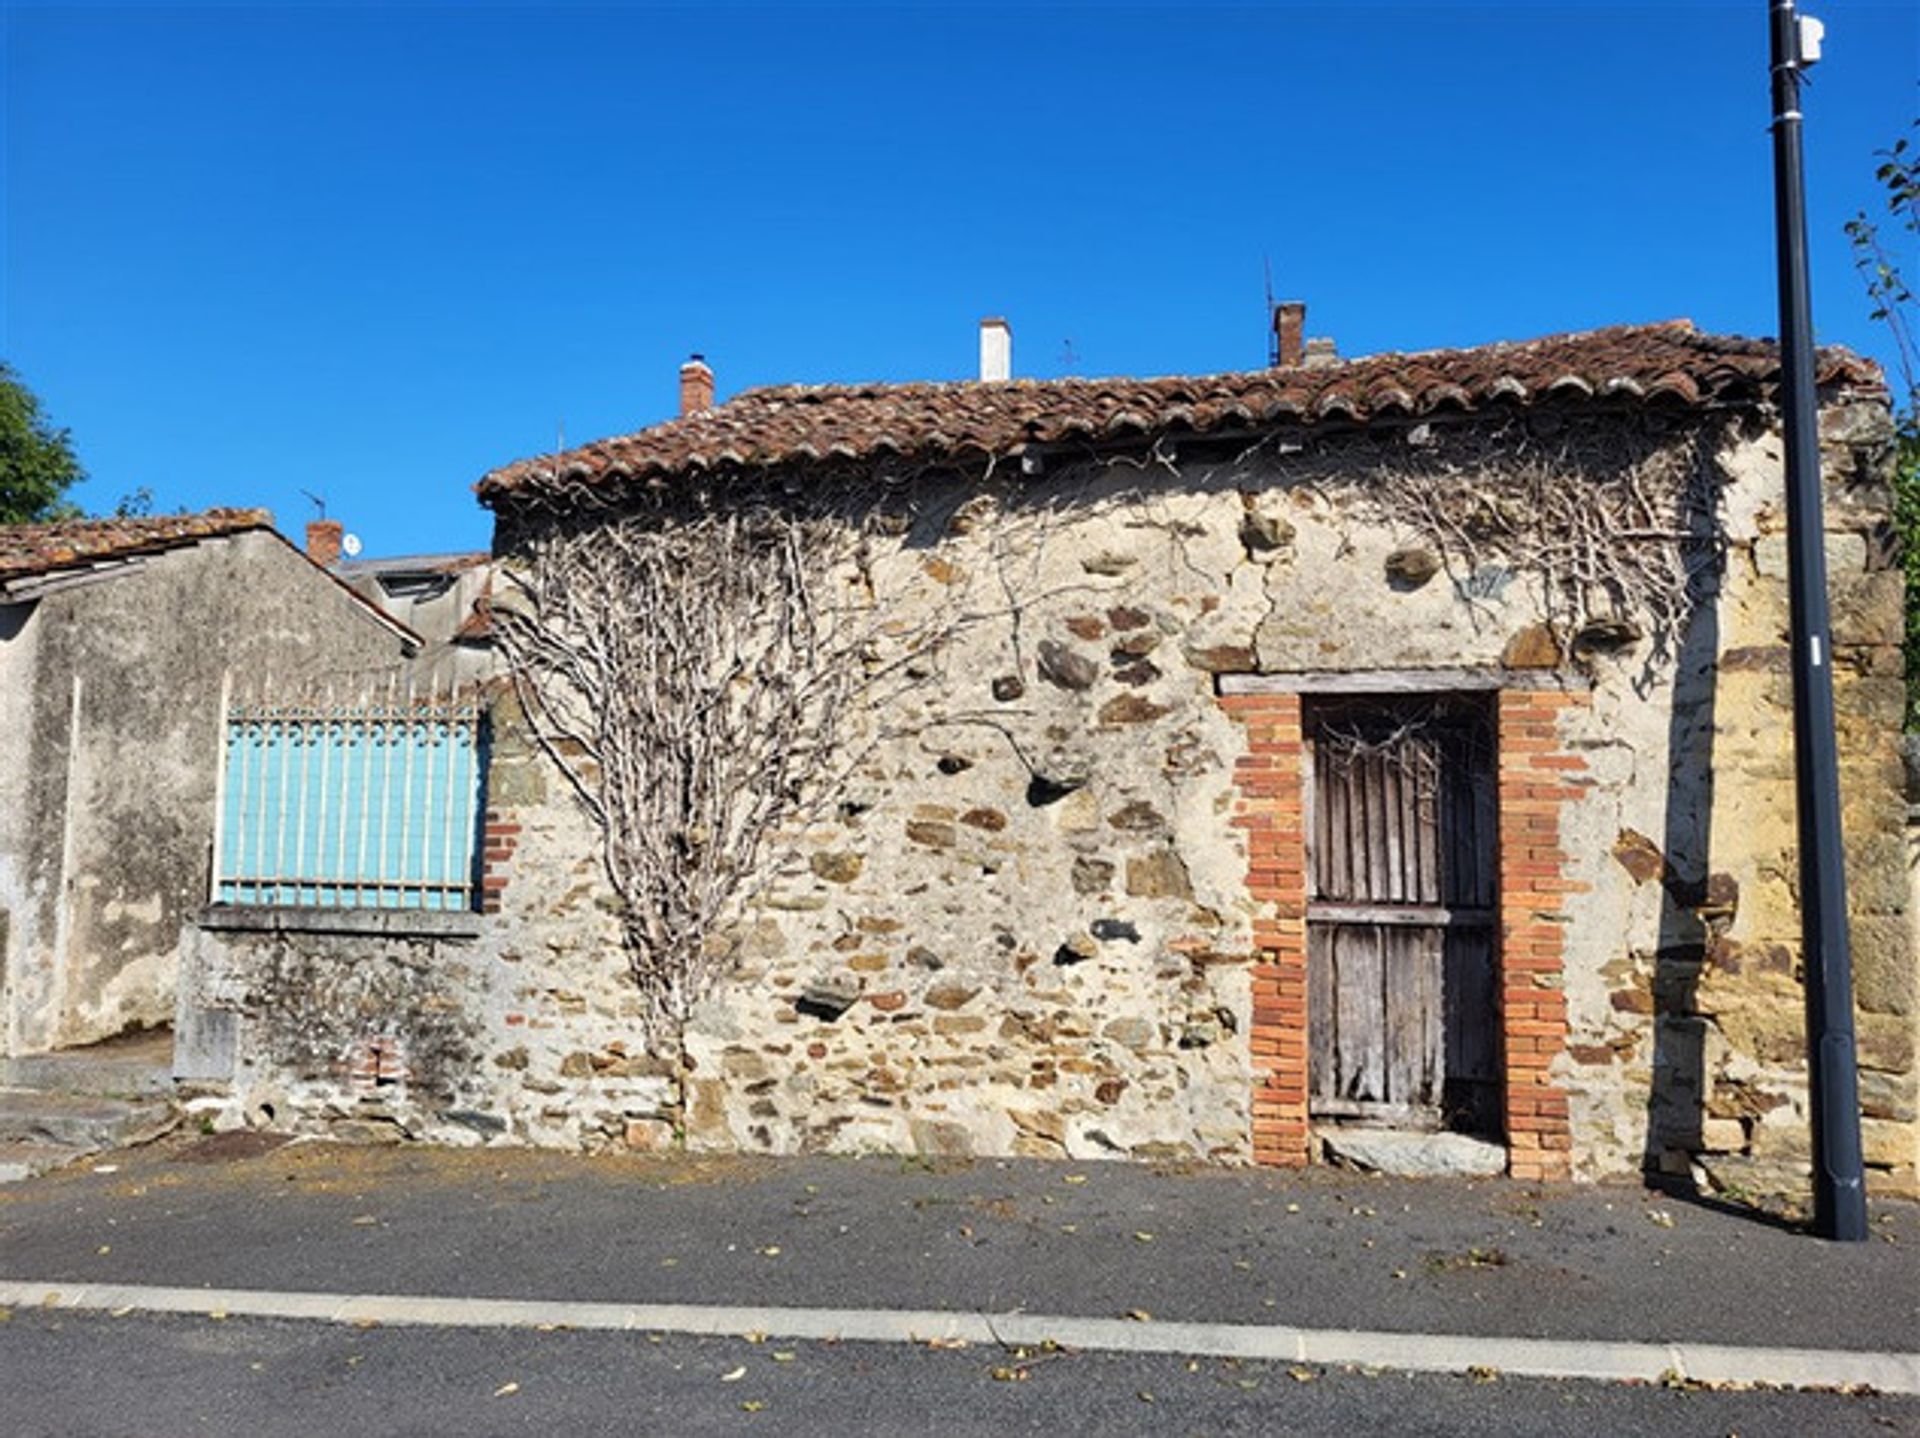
[1766,0,1868,1242]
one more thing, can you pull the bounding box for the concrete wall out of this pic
[0,530,413,1055]
[185,402,1916,1195]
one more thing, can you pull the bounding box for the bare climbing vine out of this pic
[1370,420,1723,658]
[490,473,1071,1034]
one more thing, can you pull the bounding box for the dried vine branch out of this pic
[497,487,913,1031]
[1374,423,1721,654]
[490,476,1069,1035]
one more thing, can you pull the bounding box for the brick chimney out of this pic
[1272,301,1306,368]
[679,354,714,416]
[305,518,343,568]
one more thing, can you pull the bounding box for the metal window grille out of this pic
[213,686,485,911]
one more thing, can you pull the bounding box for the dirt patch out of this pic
[173,1131,293,1164]
[146,1136,789,1195]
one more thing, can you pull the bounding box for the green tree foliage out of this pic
[0,362,86,525]
[1845,121,1920,728]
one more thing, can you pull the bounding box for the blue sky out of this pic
[4,1,1916,557]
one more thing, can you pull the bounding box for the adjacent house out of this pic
[306,518,494,688]
[180,315,1917,1198]
[0,510,419,1064]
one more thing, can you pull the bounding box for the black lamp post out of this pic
[1766,0,1868,1242]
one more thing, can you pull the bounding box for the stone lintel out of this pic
[1218,667,1588,697]
[195,905,485,940]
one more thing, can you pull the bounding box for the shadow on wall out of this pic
[1643,477,1726,1183]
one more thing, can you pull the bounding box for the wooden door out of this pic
[1306,698,1499,1133]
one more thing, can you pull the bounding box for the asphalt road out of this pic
[2,1135,1914,1352]
[1,1309,1914,1438]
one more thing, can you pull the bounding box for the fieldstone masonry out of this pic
[179,381,1917,1200]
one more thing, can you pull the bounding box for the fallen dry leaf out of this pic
[493,1382,519,1398]
[720,1366,747,1383]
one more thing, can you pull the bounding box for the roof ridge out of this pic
[718,321,1719,406]
[477,320,1885,506]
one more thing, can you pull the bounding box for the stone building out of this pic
[185,317,1917,1197]
[0,510,418,1063]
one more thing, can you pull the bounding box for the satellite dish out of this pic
[341,533,363,558]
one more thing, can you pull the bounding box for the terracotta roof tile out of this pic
[0,508,274,581]
[477,320,1884,506]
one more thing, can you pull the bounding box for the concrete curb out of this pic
[2,1279,1915,1395]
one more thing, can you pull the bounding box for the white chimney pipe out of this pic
[979,317,1011,382]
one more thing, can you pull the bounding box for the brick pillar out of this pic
[1496,688,1589,1182]
[1223,691,1311,1166]
[481,810,519,914]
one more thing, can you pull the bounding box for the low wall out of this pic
[176,905,678,1150]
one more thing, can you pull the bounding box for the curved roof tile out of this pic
[0,508,275,579]
[478,321,1883,506]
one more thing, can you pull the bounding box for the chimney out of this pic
[679,354,714,416]
[979,317,1011,382]
[1272,301,1306,368]
[305,518,343,569]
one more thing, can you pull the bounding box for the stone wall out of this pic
[192,400,1916,1196]
[178,906,678,1150]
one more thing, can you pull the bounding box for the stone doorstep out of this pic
[0,1089,179,1153]
[2,1037,176,1099]
[1317,1125,1508,1178]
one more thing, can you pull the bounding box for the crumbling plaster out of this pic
[0,530,412,1056]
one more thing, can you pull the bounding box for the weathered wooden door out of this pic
[1306,698,1499,1133]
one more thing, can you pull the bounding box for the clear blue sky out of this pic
[4,1,1916,557]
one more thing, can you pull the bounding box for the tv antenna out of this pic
[300,489,327,519]
[1264,256,1279,366]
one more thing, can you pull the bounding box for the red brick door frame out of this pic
[1219,672,1584,1180]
